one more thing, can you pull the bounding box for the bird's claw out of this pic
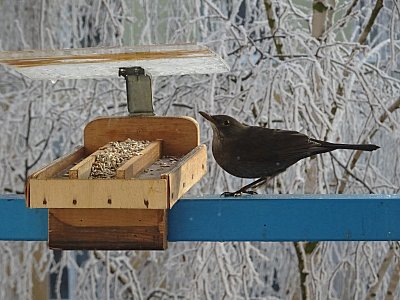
[220,190,258,197]
[220,191,240,197]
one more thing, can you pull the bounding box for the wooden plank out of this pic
[162,144,207,207]
[49,208,165,227]
[49,208,167,250]
[84,116,199,156]
[29,178,168,209]
[30,147,85,179]
[116,140,162,179]
[26,147,86,206]
[0,44,229,80]
[68,148,102,179]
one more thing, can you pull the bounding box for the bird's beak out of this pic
[199,111,216,124]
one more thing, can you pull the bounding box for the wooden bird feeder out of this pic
[0,44,229,250]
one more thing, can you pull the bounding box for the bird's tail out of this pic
[310,139,380,151]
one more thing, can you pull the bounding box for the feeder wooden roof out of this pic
[0,44,229,80]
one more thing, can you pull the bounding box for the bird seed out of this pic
[89,138,150,179]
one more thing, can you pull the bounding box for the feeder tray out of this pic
[26,116,206,249]
[1,43,229,250]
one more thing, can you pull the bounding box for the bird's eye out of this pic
[223,120,230,126]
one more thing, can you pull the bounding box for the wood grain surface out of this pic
[49,208,167,250]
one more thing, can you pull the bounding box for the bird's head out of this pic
[199,111,246,139]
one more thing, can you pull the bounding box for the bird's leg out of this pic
[221,178,268,197]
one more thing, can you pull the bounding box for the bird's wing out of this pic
[235,126,319,163]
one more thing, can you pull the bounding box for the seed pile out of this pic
[90,139,150,178]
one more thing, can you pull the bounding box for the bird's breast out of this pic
[211,137,257,178]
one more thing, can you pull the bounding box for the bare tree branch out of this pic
[366,244,395,300]
[263,0,285,60]
[358,0,384,45]
[294,242,309,300]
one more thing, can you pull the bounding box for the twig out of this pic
[332,0,384,146]
[40,0,46,49]
[385,258,400,300]
[294,242,309,300]
[358,0,384,45]
[338,97,400,193]
[344,0,359,18]
[92,250,140,298]
[27,120,55,171]
[365,244,395,299]
[263,0,285,60]
[330,153,375,193]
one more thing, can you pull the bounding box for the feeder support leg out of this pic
[119,67,154,116]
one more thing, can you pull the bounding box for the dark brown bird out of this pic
[200,111,380,196]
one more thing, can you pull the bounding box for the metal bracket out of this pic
[119,67,154,116]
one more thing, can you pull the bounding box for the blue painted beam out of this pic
[168,194,400,241]
[1,194,399,242]
[0,194,48,241]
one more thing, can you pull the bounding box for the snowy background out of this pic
[0,0,399,299]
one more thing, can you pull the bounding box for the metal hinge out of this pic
[119,67,154,116]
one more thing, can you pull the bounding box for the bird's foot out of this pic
[220,190,258,197]
[220,191,240,197]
